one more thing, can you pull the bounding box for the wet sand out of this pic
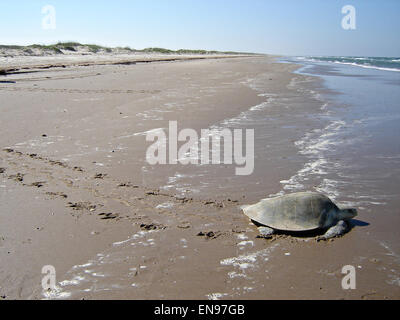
[0,55,399,300]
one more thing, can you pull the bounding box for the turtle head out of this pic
[338,208,358,221]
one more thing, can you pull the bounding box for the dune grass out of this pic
[0,42,254,56]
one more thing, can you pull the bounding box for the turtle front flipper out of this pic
[317,220,349,241]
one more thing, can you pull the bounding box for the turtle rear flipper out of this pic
[257,226,275,239]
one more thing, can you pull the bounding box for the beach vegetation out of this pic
[0,42,255,56]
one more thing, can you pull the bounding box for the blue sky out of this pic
[1,0,399,56]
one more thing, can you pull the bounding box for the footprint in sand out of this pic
[98,213,120,220]
[30,181,46,188]
[45,192,68,199]
[67,202,97,211]
[8,173,24,182]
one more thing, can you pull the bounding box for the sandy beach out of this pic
[1,53,399,300]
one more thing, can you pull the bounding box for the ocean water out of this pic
[298,56,400,72]
[281,56,400,245]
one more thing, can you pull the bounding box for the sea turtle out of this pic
[242,192,357,241]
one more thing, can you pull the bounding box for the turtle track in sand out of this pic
[0,147,243,229]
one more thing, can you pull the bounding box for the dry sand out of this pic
[0,54,399,300]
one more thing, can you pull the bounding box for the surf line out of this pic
[145,121,255,176]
